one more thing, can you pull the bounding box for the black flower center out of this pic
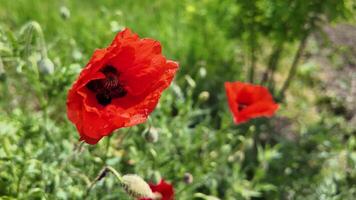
[238,103,248,111]
[86,66,127,106]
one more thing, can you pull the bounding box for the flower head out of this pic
[140,179,174,200]
[225,81,279,124]
[67,28,178,144]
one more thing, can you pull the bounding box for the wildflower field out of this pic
[0,0,355,199]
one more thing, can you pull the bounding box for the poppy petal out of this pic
[66,28,178,144]
[225,81,279,124]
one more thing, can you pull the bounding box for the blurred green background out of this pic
[0,0,355,199]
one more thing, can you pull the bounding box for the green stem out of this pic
[248,26,257,83]
[260,41,284,86]
[85,166,123,198]
[30,21,47,58]
[103,134,112,163]
[20,21,48,58]
[106,166,123,182]
[16,164,26,196]
[278,32,309,100]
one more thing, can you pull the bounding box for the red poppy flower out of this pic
[225,81,279,124]
[140,179,174,200]
[67,28,179,144]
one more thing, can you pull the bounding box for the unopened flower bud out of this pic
[127,159,136,166]
[209,151,218,159]
[199,67,207,78]
[37,57,54,75]
[144,127,159,143]
[150,171,162,184]
[110,21,123,33]
[183,173,193,184]
[198,91,210,102]
[60,6,71,20]
[121,174,154,198]
[72,49,83,61]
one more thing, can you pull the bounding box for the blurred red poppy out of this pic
[225,82,279,124]
[67,28,179,144]
[140,179,174,200]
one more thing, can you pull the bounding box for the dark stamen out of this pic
[238,103,248,111]
[86,80,101,92]
[101,65,117,74]
[110,87,127,98]
[103,74,119,90]
[96,92,112,106]
[86,65,127,106]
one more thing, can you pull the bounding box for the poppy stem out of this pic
[252,127,259,163]
[278,6,322,100]
[20,21,48,59]
[105,166,124,182]
[278,32,309,100]
[85,166,124,198]
[247,6,258,84]
[260,41,284,87]
[103,134,112,162]
[248,28,257,84]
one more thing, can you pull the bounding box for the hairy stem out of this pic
[85,166,123,198]
[20,21,48,58]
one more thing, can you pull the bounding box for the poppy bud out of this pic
[228,150,244,163]
[209,151,218,159]
[59,6,70,20]
[72,49,83,61]
[198,91,210,102]
[121,174,154,198]
[37,57,54,75]
[150,171,162,184]
[221,145,231,154]
[110,21,123,33]
[183,172,193,184]
[143,127,159,143]
[127,159,136,166]
[115,10,123,16]
[199,66,207,78]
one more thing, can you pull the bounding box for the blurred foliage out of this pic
[0,0,355,199]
